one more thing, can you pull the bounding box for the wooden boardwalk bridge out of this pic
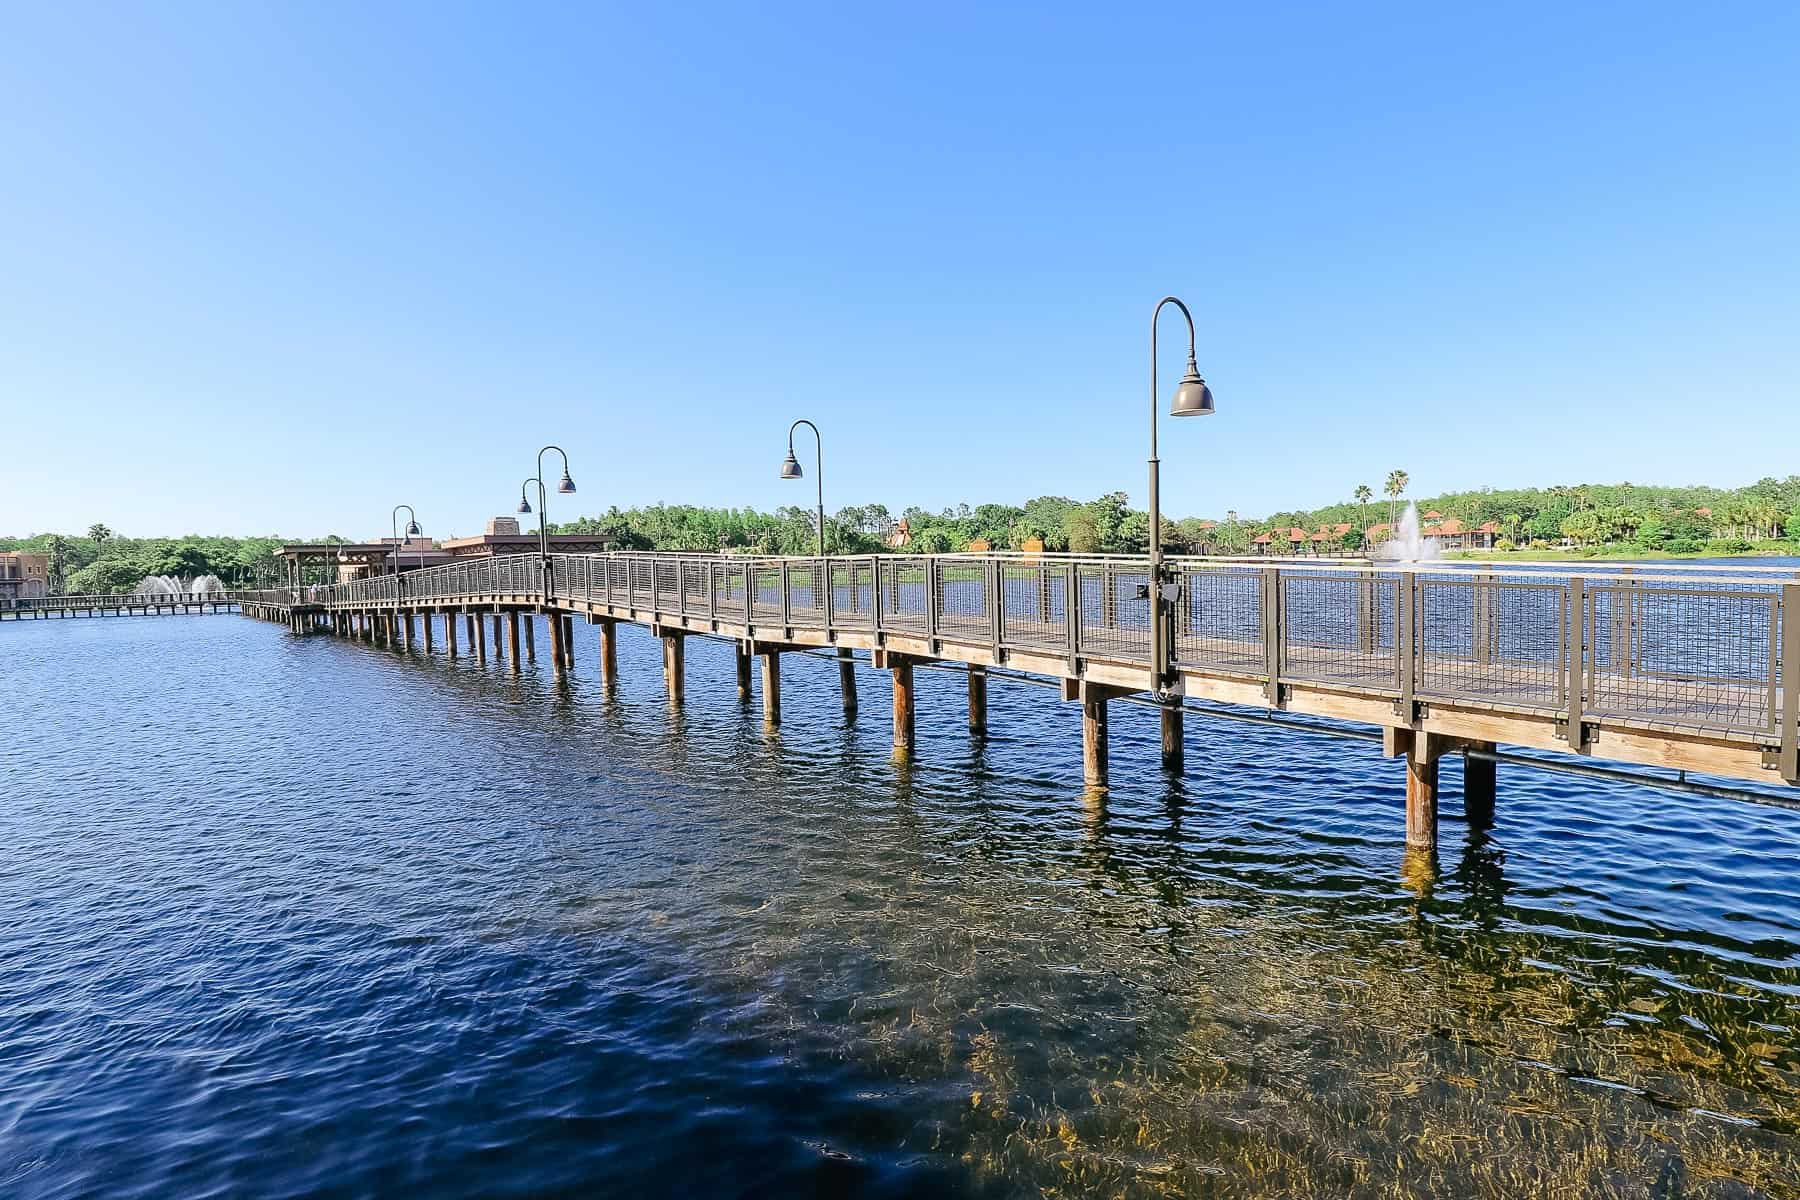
[235,551,1799,852]
[1,593,238,620]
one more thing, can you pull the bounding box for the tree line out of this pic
[0,526,292,593]
[9,473,1799,594]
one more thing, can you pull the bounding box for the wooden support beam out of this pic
[507,611,521,669]
[967,665,987,736]
[562,615,575,668]
[491,613,505,661]
[1464,741,1497,829]
[474,610,488,663]
[400,611,412,648]
[892,657,916,754]
[599,620,617,687]
[422,611,434,650]
[546,608,565,677]
[663,633,685,705]
[523,615,535,660]
[1161,702,1184,771]
[838,647,858,714]
[761,650,780,724]
[465,612,477,648]
[1081,680,1112,787]
[446,609,458,656]
[736,644,753,702]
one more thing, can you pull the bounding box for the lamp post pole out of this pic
[779,420,826,556]
[1148,296,1215,691]
[390,505,422,577]
[528,445,577,598]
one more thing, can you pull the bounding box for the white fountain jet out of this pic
[1372,501,1442,564]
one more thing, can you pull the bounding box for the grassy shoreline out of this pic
[1446,541,1796,562]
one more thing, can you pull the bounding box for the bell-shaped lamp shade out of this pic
[517,495,533,515]
[557,472,576,494]
[406,520,422,537]
[1170,363,1215,417]
[779,452,803,480]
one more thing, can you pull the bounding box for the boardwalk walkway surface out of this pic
[234,550,1797,850]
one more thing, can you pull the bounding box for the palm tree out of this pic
[1353,484,1373,530]
[87,523,112,547]
[1384,469,1409,528]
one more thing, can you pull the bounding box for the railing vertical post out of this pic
[1780,583,1797,783]
[1565,577,1587,750]
[1260,566,1282,702]
[780,560,792,632]
[822,557,834,635]
[1400,571,1418,716]
[1065,561,1080,672]
[1614,567,1635,679]
[871,556,884,639]
[924,558,939,649]
[988,558,1003,658]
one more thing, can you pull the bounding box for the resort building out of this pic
[0,551,50,602]
[276,517,613,586]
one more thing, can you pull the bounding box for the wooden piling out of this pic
[838,648,857,714]
[422,611,434,650]
[491,614,505,661]
[762,651,780,724]
[400,611,412,648]
[1404,730,1443,851]
[507,611,521,669]
[891,657,915,754]
[446,608,459,656]
[662,633,685,705]
[523,615,535,659]
[1464,741,1497,829]
[474,611,488,663]
[546,609,565,677]
[465,612,477,647]
[968,665,987,735]
[562,615,575,668]
[599,620,617,687]
[736,644,753,702]
[1161,702,1184,771]
[1081,681,1111,787]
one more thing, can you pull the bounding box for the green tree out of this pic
[911,526,955,555]
[1064,509,1101,553]
[1353,484,1372,528]
[157,543,213,579]
[87,523,113,547]
[46,534,70,593]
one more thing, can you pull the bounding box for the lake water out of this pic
[3,613,1798,1198]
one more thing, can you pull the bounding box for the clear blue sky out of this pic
[2,2,1795,539]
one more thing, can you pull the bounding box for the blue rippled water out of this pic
[3,613,1798,1198]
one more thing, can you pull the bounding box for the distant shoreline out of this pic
[1446,543,1796,562]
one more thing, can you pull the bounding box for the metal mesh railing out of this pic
[1280,570,1401,694]
[1414,574,1566,712]
[236,551,1795,750]
[1586,582,1779,736]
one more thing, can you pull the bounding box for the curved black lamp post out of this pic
[390,504,422,577]
[779,419,825,557]
[520,445,576,587]
[1148,296,1215,689]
